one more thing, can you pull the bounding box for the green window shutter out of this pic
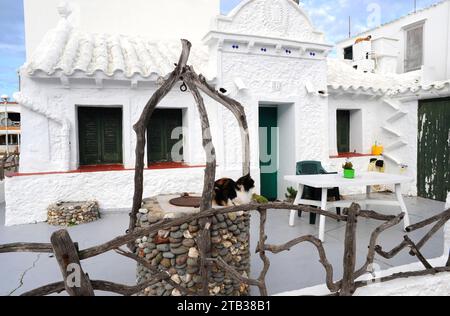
[337,110,350,153]
[147,109,183,164]
[418,98,450,201]
[78,107,123,166]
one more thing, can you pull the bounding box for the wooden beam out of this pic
[50,230,95,296]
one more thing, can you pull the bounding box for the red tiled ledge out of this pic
[9,162,207,177]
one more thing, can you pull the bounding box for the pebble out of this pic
[188,225,199,233]
[183,230,193,239]
[228,225,238,232]
[188,247,199,258]
[170,231,183,239]
[171,274,181,284]
[160,258,171,268]
[163,252,175,259]
[187,258,198,266]
[182,239,195,247]
[215,214,225,222]
[171,246,189,255]
[176,255,188,265]
[157,244,170,252]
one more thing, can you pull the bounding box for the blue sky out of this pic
[0,0,443,98]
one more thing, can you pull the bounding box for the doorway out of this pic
[259,107,278,201]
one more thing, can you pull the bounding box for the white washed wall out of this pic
[336,0,450,81]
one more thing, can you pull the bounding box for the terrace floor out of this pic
[0,193,446,296]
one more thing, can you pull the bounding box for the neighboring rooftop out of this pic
[327,58,450,97]
[336,0,450,43]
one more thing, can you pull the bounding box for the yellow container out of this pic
[372,145,384,156]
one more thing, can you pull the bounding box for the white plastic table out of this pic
[284,172,414,242]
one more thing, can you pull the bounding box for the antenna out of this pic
[348,16,351,38]
[414,0,417,13]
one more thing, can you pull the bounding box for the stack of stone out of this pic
[47,201,100,226]
[135,196,251,296]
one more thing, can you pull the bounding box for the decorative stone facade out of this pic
[135,196,251,296]
[47,201,100,226]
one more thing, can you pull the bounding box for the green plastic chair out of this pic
[296,161,341,225]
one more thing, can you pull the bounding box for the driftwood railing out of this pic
[0,203,449,296]
[1,40,449,296]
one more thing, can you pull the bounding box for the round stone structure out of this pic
[135,195,251,296]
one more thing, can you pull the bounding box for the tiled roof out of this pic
[24,19,210,80]
[327,59,421,94]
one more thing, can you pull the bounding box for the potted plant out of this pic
[343,159,355,179]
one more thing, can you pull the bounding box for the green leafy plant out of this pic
[342,162,354,170]
[285,186,298,201]
[252,193,269,204]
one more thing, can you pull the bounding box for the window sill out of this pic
[330,153,381,159]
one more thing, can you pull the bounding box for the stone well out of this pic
[47,201,100,226]
[135,195,251,296]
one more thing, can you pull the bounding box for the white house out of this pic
[6,0,450,226]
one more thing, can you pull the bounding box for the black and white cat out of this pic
[212,174,255,207]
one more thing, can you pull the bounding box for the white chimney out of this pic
[371,37,400,74]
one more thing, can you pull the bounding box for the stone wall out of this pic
[47,201,99,226]
[135,196,251,296]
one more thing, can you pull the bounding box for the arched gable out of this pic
[215,0,324,43]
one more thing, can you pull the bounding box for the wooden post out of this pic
[340,203,360,296]
[50,230,94,296]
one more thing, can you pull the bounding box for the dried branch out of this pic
[207,257,261,288]
[20,281,66,296]
[412,212,450,255]
[406,208,450,232]
[261,235,340,293]
[354,266,450,291]
[354,212,405,279]
[0,243,53,254]
[256,208,270,296]
[403,236,433,269]
[375,240,409,259]
[115,248,197,296]
[340,204,360,296]
[128,39,192,240]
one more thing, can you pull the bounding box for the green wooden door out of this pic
[337,110,350,154]
[147,109,183,164]
[78,107,122,165]
[259,107,278,201]
[418,98,450,202]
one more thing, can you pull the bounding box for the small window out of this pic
[405,24,424,72]
[344,46,353,60]
[147,109,184,164]
[337,110,350,153]
[336,109,363,155]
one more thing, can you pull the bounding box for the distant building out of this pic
[0,100,21,154]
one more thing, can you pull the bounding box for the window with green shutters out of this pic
[78,107,123,166]
[147,109,184,164]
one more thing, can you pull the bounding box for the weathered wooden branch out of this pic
[207,257,261,288]
[184,70,250,176]
[403,236,433,269]
[411,211,450,255]
[0,242,53,254]
[354,212,405,279]
[79,203,343,260]
[340,203,360,296]
[50,230,94,296]
[128,39,192,240]
[197,222,212,296]
[20,281,66,296]
[354,266,450,291]
[406,208,450,232]
[375,240,409,259]
[114,248,196,296]
[256,208,270,296]
[261,235,340,293]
